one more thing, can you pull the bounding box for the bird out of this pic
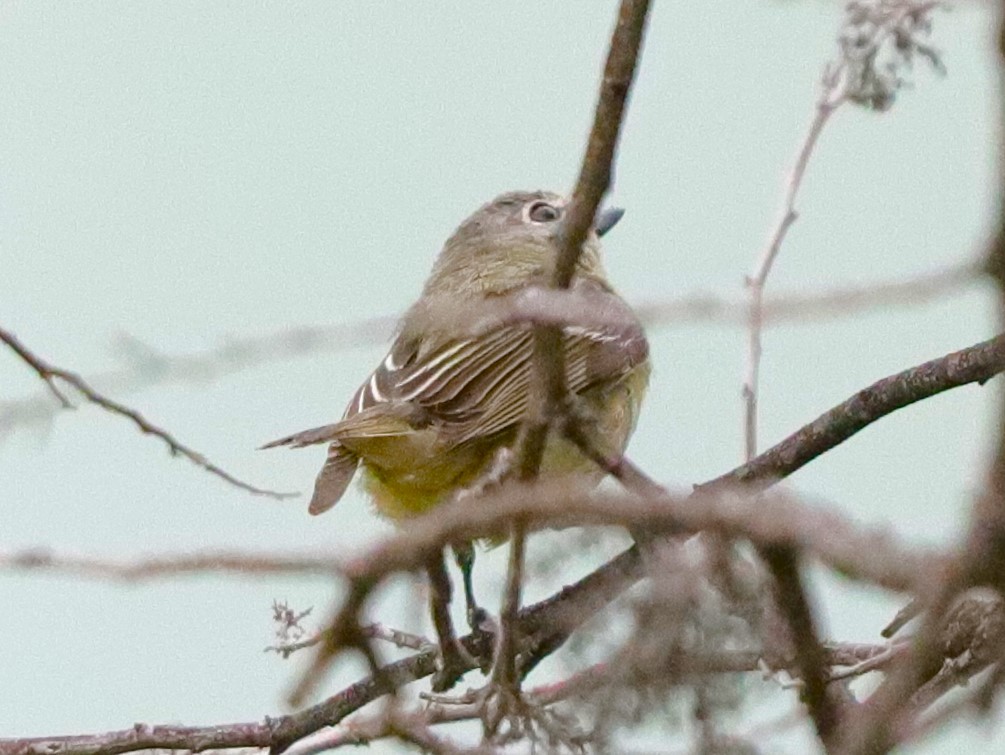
[263,189,650,689]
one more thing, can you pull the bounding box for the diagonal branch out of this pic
[759,544,841,746]
[0,325,294,499]
[301,329,1005,737]
[702,333,1005,494]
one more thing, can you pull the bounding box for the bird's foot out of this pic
[431,638,476,693]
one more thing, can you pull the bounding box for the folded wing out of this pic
[264,282,648,515]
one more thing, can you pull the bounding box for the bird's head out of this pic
[423,190,624,299]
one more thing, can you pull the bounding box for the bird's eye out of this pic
[527,201,561,223]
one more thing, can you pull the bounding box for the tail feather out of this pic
[260,423,342,450]
[308,446,359,515]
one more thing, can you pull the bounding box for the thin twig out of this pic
[744,55,849,461]
[0,328,75,408]
[742,0,942,462]
[827,641,907,682]
[0,326,295,499]
[267,633,324,658]
[363,623,436,653]
[266,623,433,660]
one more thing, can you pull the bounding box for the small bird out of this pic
[264,190,650,688]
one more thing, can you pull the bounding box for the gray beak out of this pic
[596,207,625,237]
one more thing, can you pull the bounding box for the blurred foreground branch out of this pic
[6,328,1002,754]
[0,263,977,438]
[505,0,652,717]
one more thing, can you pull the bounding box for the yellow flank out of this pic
[354,361,651,520]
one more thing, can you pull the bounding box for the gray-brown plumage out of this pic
[263,190,649,520]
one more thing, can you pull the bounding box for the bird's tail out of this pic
[308,446,359,515]
[259,423,342,450]
[260,423,359,514]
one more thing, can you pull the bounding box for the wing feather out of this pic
[266,284,647,516]
[341,325,644,448]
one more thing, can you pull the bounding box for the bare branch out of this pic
[759,545,840,745]
[0,326,295,499]
[827,641,908,682]
[276,481,936,718]
[0,327,75,408]
[664,259,975,327]
[518,0,651,474]
[0,641,898,755]
[744,42,849,461]
[704,333,1005,494]
[0,722,274,755]
[362,623,436,653]
[742,0,948,459]
[489,520,528,697]
[267,633,324,658]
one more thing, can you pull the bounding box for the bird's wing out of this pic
[263,284,647,515]
[343,288,648,445]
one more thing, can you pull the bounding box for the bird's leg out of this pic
[452,541,489,632]
[425,549,473,692]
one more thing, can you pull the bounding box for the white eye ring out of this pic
[527,201,562,223]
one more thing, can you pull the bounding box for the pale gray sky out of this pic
[1,2,1001,752]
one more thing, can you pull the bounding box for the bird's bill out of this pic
[595,207,625,237]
